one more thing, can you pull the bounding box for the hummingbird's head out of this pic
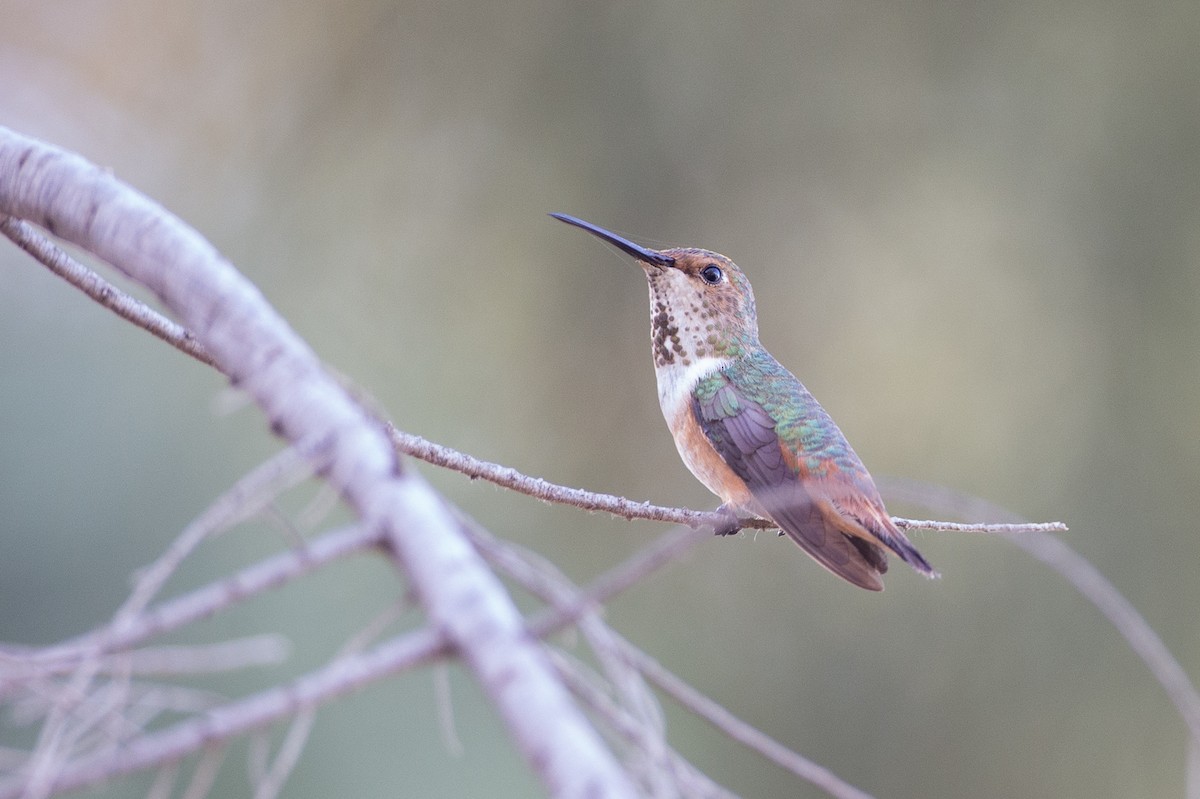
[551,213,760,366]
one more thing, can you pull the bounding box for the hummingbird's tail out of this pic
[827,495,940,580]
[868,516,939,579]
[885,532,939,578]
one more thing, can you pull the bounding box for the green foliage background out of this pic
[1,2,1198,796]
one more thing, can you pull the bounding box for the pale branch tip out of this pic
[891,518,1069,534]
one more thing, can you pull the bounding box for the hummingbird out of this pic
[551,213,937,590]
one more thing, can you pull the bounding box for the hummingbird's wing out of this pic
[691,373,890,591]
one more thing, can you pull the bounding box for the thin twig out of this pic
[890,517,1068,534]
[180,745,226,799]
[0,215,215,367]
[2,638,287,682]
[548,649,741,799]
[247,603,409,799]
[625,643,876,799]
[120,638,290,677]
[251,712,316,799]
[0,629,452,799]
[8,525,378,674]
[432,665,464,759]
[389,425,1066,535]
[119,441,325,633]
[464,516,875,799]
[388,424,730,528]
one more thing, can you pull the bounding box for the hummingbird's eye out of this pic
[700,264,723,285]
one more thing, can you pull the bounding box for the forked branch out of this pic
[0,126,636,798]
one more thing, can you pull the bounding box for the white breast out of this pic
[654,356,731,421]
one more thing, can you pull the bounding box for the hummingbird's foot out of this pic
[712,503,743,537]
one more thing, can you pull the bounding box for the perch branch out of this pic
[390,424,1067,534]
[0,210,1065,540]
[0,206,1068,539]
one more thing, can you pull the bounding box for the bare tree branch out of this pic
[252,604,407,799]
[1,638,287,682]
[180,745,226,799]
[387,424,1067,536]
[0,126,636,798]
[0,214,215,367]
[119,441,321,632]
[470,522,878,799]
[890,517,1067,534]
[3,524,378,678]
[548,648,742,799]
[0,628,448,799]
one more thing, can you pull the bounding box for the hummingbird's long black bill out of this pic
[549,213,675,267]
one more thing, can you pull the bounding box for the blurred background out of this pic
[1,1,1198,796]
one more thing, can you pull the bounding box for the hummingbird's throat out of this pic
[646,269,746,368]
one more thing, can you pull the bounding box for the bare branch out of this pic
[464,515,876,799]
[890,517,1068,534]
[387,424,730,528]
[0,214,214,367]
[432,665,465,759]
[120,638,290,678]
[623,643,876,799]
[251,605,407,799]
[180,745,226,799]
[0,629,451,799]
[548,649,741,799]
[118,442,321,630]
[8,525,378,674]
[391,425,1067,536]
[2,638,287,682]
[251,712,317,799]
[0,126,635,798]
